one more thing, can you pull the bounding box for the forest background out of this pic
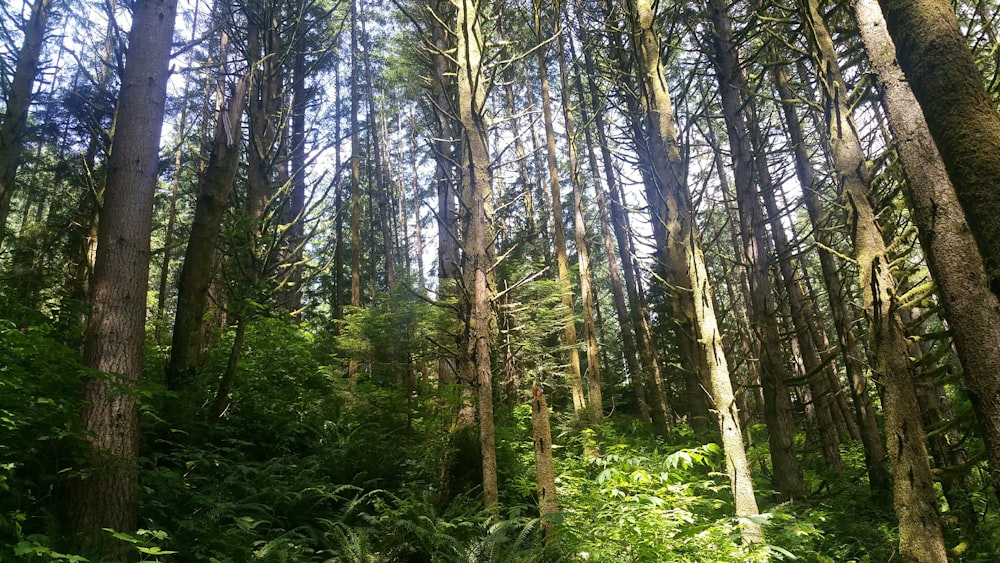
[2,0,1000,560]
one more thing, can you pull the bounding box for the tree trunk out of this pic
[531,382,559,540]
[802,0,948,557]
[747,98,843,476]
[429,0,460,385]
[772,61,892,504]
[708,0,804,499]
[64,0,177,557]
[571,13,654,427]
[628,0,762,543]
[0,0,52,248]
[558,27,603,419]
[349,0,363,383]
[854,0,1000,500]
[453,0,499,513]
[167,75,249,397]
[535,1,586,414]
[878,0,1000,301]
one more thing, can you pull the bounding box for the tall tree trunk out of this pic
[0,0,52,248]
[854,0,1000,500]
[705,126,765,431]
[349,0,363,383]
[64,0,178,557]
[429,0,460,385]
[802,0,947,557]
[408,110,426,293]
[167,75,249,396]
[708,0,804,499]
[877,0,1000,301]
[571,9,655,427]
[747,98,843,476]
[332,54,345,330]
[610,1,708,431]
[361,11,395,290]
[558,27,602,419]
[535,0,586,413]
[453,0,498,513]
[627,0,762,543]
[772,62,892,504]
[282,0,307,315]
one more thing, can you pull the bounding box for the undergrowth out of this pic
[3,317,998,561]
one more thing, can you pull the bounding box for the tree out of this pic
[707,0,804,499]
[771,60,891,504]
[557,20,602,419]
[453,0,499,513]
[534,0,587,414]
[63,0,178,557]
[531,381,558,540]
[0,0,53,247]
[167,0,248,401]
[878,0,1000,303]
[625,0,763,543]
[872,0,1000,497]
[801,0,948,557]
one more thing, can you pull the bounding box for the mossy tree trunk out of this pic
[772,61,892,505]
[877,0,1000,302]
[708,0,805,499]
[453,0,499,513]
[802,0,948,557]
[864,0,1000,500]
[627,0,763,543]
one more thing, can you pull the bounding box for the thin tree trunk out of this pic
[0,0,52,248]
[772,61,892,504]
[746,96,843,476]
[429,0,460,385]
[535,0,586,413]
[708,0,804,499]
[570,11,654,426]
[361,11,395,290]
[558,27,602,419]
[408,110,426,293]
[349,0,363,383]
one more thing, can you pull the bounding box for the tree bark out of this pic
[0,0,52,248]
[453,0,499,513]
[531,381,559,540]
[65,0,178,557]
[878,0,1000,301]
[628,0,762,543]
[571,12,655,427]
[557,27,603,419]
[349,0,363,383]
[708,0,804,499]
[802,0,947,557]
[772,61,892,504]
[167,75,249,396]
[854,0,1000,499]
[535,0,587,414]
